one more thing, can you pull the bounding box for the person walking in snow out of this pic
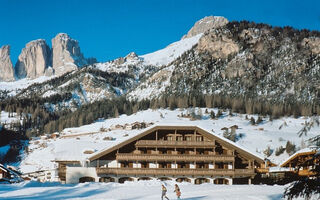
[161,184,170,200]
[174,184,181,199]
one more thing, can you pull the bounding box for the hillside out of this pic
[19,108,318,173]
[129,21,320,110]
[1,17,320,113]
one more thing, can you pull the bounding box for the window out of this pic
[196,136,203,141]
[177,136,183,141]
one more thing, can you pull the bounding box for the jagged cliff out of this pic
[11,33,91,80]
[0,45,15,81]
[51,33,88,76]
[15,39,51,79]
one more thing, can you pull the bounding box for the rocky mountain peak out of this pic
[15,39,51,79]
[125,52,138,60]
[182,16,229,39]
[126,52,138,59]
[0,45,15,81]
[51,33,88,76]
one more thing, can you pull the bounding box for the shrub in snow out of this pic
[250,117,256,125]
[285,141,296,156]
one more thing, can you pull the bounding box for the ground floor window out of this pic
[79,176,95,183]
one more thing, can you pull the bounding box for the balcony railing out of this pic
[96,167,255,177]
[116,153,234,162]
[135,140,215,148]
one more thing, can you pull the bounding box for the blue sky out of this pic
[1,0,319,64]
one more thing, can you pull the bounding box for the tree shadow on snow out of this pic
[181,195,207,200]
[267,194,283,200]
[1,185,107,200]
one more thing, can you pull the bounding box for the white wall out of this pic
[189,163,196,169]
[66,167,98,184]
[133,163,141,168]
[108,160,119,168]
[149,163,157,168]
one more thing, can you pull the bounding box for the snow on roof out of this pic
[88,123,265,162]
[269,166,291,172]
[279,147,317,167]
[0,164,8,172]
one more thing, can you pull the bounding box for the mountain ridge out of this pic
[1,16,320,118]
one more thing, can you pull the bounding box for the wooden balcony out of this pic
[135,140,215,148]
[96,167,255,177]
[297,169,316,176]
[116,153,234,162]
[255,168,269,173]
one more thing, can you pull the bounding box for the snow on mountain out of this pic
[95,52,143,74]
[0,33,202,104]
[0,180,297,200]
[93,33,202,86]
[0,111,21,125]
[19,108,318,174]
[141,33,202,66]
[0,76,53,96]
[127,65,175,100]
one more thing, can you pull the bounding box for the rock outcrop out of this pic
[112,52,139,65]
[197,29,239,59]
[0,45,15,81]
[182,16,229,39]
[301,37,320,55]
[51,33,87,76]
[125,52,138,61]
[15,39,51,79]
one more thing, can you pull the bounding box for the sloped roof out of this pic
[89,124,265,163]
[280,148,317,167]
[0,164,8,172]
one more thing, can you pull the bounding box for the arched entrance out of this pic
[79,176,95,183]
[138,177,152,181]
[99,177,115,183]
[176,177,191,183]
[119,177,134,183]
[195,178,210,184]
[214,178,229,185]
[158,177,172,181]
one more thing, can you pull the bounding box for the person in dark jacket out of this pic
[161,184,170,200]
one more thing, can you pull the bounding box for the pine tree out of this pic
[210,110,215,119]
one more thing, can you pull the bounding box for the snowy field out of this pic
[0,180,311,200]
